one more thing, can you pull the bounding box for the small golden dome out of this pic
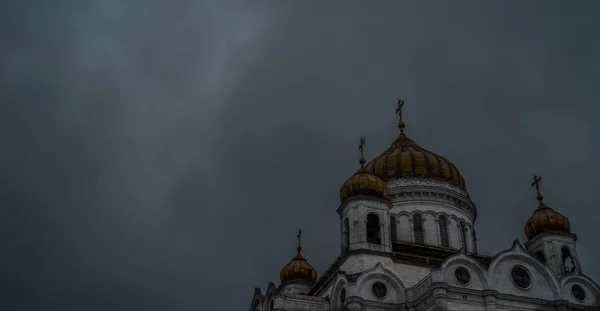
[363,133,466,190]
[524,203,571,239]
[524,175,571,239]
[279,246,317,282]
[340,169,388,203]
[280,229,317,283]
[340,137,389,203]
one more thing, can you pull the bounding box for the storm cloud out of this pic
[1,1,599,310]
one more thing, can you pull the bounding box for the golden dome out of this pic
[362,133,466,190]
[361,99,466,189]
[524,203,571,239]
[340,137,388,203]
[280,229,317,283]
[524,175,571,239]
[279,245,317,283]
[340,169,388,203]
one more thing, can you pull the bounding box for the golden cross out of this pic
[358,137,366,167]
[297,228,303,247]
[531,175,543,203]
[396,99,405,132]
[358,137,365,157]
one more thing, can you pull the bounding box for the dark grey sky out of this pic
[1,1,599,310]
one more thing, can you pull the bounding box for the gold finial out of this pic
[531,175,544,204]
[296,228,303,253]
[358,136,366,168]
[396,99,405,133]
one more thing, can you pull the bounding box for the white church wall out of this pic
[488,255,559,301]
[446,300,484,311]
[397,213,411,242]
[391,262,431,287]
[560,274,600,307]
[390,202,474,250]
[354,263,406,305]
[446,216,461,249]
[423,212,437,245]
[439,254,488,290]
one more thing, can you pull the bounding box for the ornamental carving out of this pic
[391,190,477,219]
[387,177,467,195]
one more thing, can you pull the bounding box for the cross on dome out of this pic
[531,175,544,204]
[358,137,366,167]
[396,99,406,133]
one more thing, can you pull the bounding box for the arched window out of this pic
[413,214,424,244]
[270,300,274,311]
[390,215,397,243]
[535,251,546,263]
[366,214,381,244]
[562,246,574,273]
[460,222,468,252]
[343,218,350,251]
[439,216,449,247]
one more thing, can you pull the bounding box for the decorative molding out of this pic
[390,188,477,220]
[388,177,467,195]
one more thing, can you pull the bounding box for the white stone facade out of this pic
[249,177,599,311]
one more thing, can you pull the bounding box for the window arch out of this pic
[270,300,273,311]
[343,218,350,251]
[366,213,381,244]
[439,216,449,247]
[459,222,468,252]
[390,215,397,243]
[562,246,574,273]
[413,213,424,244]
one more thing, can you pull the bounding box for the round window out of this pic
[510,266,531,289]
[572,284,586,301]
[340,288,346,303]
[455,267,470,284]
[371,281,387,299]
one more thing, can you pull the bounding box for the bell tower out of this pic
[338,137,392,254]
[524,175,581,275]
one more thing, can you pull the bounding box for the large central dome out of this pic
[363,132,466,190]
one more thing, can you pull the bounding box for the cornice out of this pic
[387,177,468,196]
[389,187,477,220]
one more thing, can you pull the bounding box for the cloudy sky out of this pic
[2,1,599,310]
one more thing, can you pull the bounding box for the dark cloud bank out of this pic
[1,1,599,310]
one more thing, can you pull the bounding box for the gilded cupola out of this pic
[340,137,389,203]
[362,100,466,190]
[524,175,571,240]
[279,229,317,283]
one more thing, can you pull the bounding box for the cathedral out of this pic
[248,101,599,311]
